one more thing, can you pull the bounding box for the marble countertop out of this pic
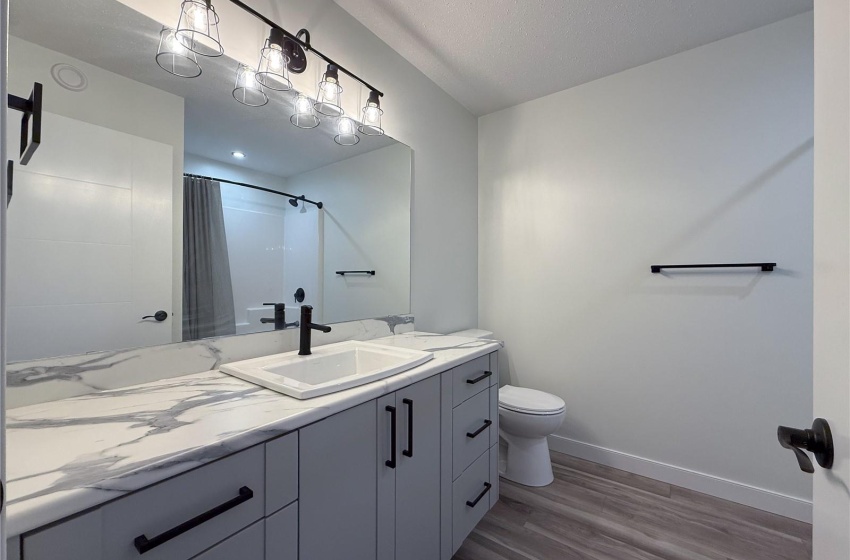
[5,332,502,538]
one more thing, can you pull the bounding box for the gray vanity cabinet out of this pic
[298,400,378,560]
[377,375,442,560]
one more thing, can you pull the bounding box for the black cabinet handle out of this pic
[466,482,492,508]
[466,371,492,385]
[386,405,397,469]
[402,398,414,458]
[134,486,253,554]
[466,419,492,439]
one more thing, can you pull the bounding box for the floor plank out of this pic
[454,451,812,560]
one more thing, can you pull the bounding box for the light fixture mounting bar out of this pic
[226,0,384,97]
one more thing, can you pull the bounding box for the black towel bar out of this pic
[651,263,776,273]
[336,270,376,276]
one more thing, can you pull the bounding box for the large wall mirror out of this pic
[6,0,412,362]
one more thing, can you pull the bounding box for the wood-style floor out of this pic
[453,451,812,560]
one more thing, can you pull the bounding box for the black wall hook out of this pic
[777,418,834,473]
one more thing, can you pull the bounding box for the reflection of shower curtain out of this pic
[182,177,236,340]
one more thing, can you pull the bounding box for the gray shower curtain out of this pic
[182,177,237,340]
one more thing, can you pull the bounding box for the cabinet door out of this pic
[299,400,377,560]
[266,502,298,560]
[192,521,264,560]
[395,376,442,560]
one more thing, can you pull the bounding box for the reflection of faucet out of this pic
[299,305,331,355]
[261,303,299,330]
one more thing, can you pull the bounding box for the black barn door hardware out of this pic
[336,270,376,276]
[777,418,834,473]
[651,263,776,273]
[8,82,43,166]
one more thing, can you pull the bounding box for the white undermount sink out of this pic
[220,340,434,399]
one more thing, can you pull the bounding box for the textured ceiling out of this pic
[334,0,813,116]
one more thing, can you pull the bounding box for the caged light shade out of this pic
[256,28,292,91]
[233,65,269,107]
[334,117,360,146]
[290,93,320,129]
[358,90,384,136]
[315,64,344,117]
[175,0,224,57]
[156,27,202,78]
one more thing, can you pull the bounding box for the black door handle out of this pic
[777,418,834,473]
[386,405,397,468]
[134,486,254,554]
[402,398,413,458]
[142,311,168,322]
[466,482,492,508]
[466,371,492,385]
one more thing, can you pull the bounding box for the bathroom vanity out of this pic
[5,333,501,560]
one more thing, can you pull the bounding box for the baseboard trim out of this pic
[547,435,812,523]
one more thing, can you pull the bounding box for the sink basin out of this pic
[220,340,434,399]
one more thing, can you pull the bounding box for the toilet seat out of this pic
[499,385,565,416]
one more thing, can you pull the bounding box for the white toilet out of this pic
[498,385,566,487]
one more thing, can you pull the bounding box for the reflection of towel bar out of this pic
[336,270,376,276]
[650,263,776,273]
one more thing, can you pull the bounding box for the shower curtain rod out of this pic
[184,173,324,209]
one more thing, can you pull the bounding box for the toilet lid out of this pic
[499,385,565,415]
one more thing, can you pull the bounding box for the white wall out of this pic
[288,144,410,323]
[120,0,479,333]
[479,14,814,520]
[812,0,850,556]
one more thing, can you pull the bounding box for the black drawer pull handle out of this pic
[466,419,492,439]
[466,371,492,385]
[134,486,253,554]
[386,405,397,468]
[466,482,492,508]
[402,398,414,458]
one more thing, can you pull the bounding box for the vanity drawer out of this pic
[191,520,264,560]
[265,431,298,515]
[451,449,492,553]
[452,389,491,479]
[265,500,298,560]
[452,355,492,406]
[101,445,265,560]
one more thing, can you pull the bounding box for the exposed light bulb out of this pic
[186,3,208,31]
[267,44,284,72]
[321,81,338,99]
[243,69,256,88]
[338,118,354,134]
[364,105,380,123]
[296,96,312,113]
[166,31,187,54]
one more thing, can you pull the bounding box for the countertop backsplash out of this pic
[6,315,415,409]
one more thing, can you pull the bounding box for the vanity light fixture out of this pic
[232,65,269,107]
[315,64,344,117]
[334,117,360,146]
[255,28,292,91]
[156,0,387,144]
[358,90,384,136]
[290,93,320,129]
[231,151,246,159]
[156,28,202,78]
[175,0,224,57]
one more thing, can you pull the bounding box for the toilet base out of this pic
[499,432,554,487]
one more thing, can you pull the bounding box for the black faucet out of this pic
[299,305,331,355]
[261,303,299,330]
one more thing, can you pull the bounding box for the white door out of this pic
[1,0,10,557]
[812,0,850,558]
[4,111,173,361]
